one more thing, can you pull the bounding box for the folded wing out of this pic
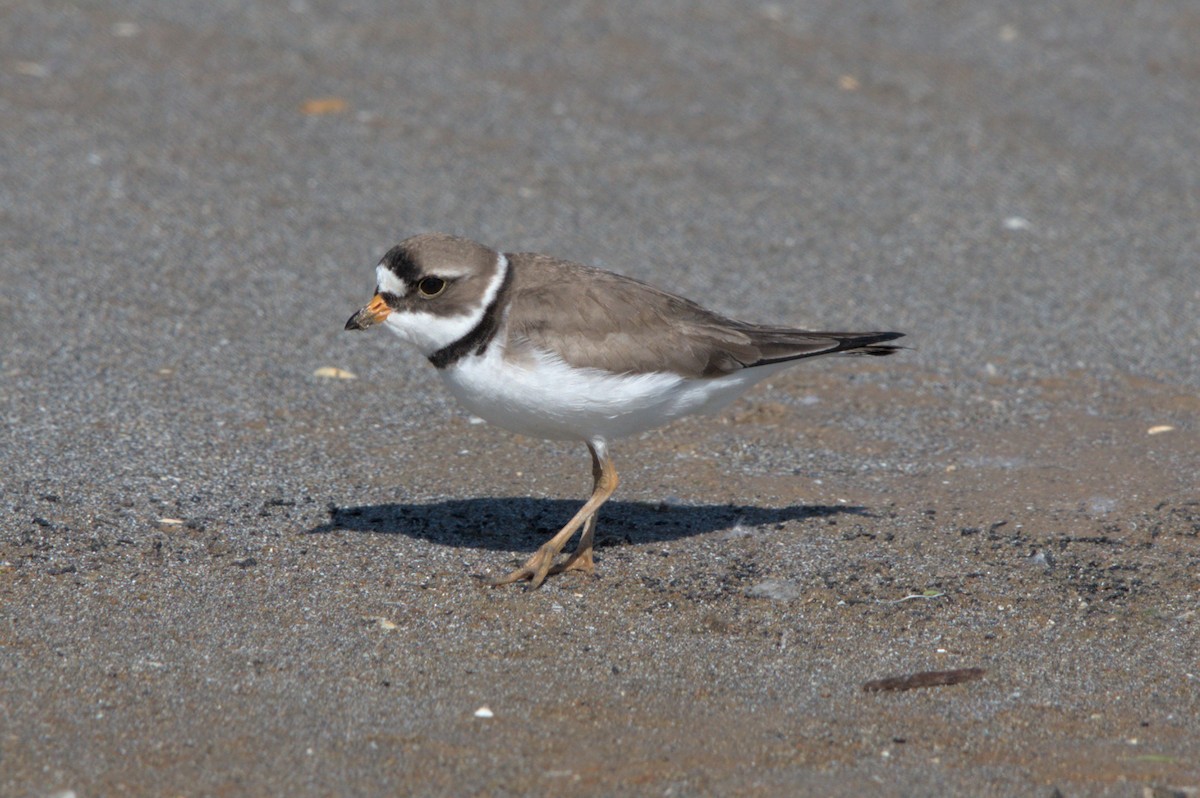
[504,252,904,379]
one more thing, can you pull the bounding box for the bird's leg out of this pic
[549,512,597,576]
[491,441,617,589]
[548,446,606,576]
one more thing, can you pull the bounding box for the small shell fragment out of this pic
[362,616,397,630]
[300,97,349,115]
[16,61,49,77]
[1147,425,1175,435]
[313,366,356,380]
[474,706,494,719]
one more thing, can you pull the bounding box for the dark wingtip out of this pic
[860,344,905,356]
[855,332,906,356]
[747,330,909,368]
[861,332,906,345]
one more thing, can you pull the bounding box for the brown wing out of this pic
[503,252,904,378]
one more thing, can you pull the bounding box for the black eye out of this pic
[417,276,447,297]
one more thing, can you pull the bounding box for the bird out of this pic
[345,233,903,588]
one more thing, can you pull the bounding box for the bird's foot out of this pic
[548,545,594,577]
[489,544,560,589]
[489,543,594,589]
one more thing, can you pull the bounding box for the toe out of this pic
[490,552,555,589]
[549,549,595,576]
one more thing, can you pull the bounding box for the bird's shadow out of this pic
[306,497,873,551]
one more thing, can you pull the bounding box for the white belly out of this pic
[439,345,782,442]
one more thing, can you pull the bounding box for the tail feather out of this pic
[749,331,905,367]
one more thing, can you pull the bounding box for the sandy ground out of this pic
[2,1,1198,795]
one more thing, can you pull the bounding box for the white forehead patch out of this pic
[375,263,407,297]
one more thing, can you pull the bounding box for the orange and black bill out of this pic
[345,294,390,330]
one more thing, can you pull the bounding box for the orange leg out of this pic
[491,441,617,589]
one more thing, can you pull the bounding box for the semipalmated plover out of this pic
[346,233,903,588]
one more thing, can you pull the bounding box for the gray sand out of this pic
[2,2,1197,795]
